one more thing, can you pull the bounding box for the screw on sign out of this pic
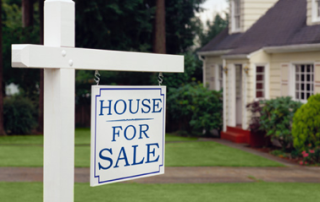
[11,0,183,201]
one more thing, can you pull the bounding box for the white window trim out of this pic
[312,0,320,23]
[289,62,315,103]
[253,63,270,100]
[231,0,241,33]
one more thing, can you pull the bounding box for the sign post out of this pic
[11,0,183,201]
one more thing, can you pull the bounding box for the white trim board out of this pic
[12,44,184,73]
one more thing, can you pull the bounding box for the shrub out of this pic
[246,100,263,133]
[259,97,302,150]
[299,146,320,165]
[167,83,222,136]
[3,95,37,134]
[292,94,320,153]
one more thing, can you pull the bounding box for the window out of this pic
[294,64,314,101]
[232,0,241,32]
[256,66,265,98]
[312,0,320,22]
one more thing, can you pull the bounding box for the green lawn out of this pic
[0,182,319,202]
[0,128,282,167]
[165,141,282,167]
[0,128,196,145]
[0,141,282,167]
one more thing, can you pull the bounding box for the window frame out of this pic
[231,0,241,33]
[312,0,320,23]
[291,63,315,103]
[254,64,269,100]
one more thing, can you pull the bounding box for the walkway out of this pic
[1,166,320,183]
[1,138,319,184]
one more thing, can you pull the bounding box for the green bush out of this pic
[292,94,320,152]
[167,83,222,136]
[259,97,302,150]
[3,96,37,135]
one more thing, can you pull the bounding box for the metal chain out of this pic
[94,70,100,85]
[158,72,163,86]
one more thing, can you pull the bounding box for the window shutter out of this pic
[280,63,290,96]
[209,65,215,90]
[314,63,320,94]
[215,65,220,91]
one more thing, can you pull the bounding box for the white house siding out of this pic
[229,0,277,34]
[307,0,313,25]
[269,51,320,99]
[204,56,223,90]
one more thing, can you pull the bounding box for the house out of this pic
[197,0,320,143]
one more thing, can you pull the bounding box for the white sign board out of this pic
[90,86,166,186]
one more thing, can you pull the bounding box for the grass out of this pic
[1,182,320,202]
[165,141,282,167]
[0,128,283,167]
[0,128,197,145]
[0,141,282,167]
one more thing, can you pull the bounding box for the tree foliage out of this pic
[197,13,228,47]
[3,95,38,134]
[167,83,222,136]
[292,94,320,152]
[259,97,302,150]
[2,0,40,99]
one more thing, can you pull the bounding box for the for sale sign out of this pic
[90,86,166,186]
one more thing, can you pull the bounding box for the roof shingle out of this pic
[199,0,320,55]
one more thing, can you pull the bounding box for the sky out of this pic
[196,0,229,23]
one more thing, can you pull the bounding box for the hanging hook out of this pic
[158,72,163,86]
[94,70,100,85]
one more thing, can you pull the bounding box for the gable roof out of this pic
[199,0,320,55]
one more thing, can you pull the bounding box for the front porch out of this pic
[221,126,250,144]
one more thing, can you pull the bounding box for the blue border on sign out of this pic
[94,88,165,184]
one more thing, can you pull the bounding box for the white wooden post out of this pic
[43,1,75,202]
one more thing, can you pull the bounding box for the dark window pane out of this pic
[256,83,263,89]
[301,75,305,81]
[256,91,264,98]
[257,75,263,81]
[257,66,264,73]
[301,65,305,72]
[307,93,311,99]
[307,75,310,81]
[307,66,311,72]
[307,84,310,91]
[301,93,305,100]
[312,84,314,91]
[301,84,304,90]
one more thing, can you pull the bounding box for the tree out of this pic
[153,0,166,53]
[38,0,44,133]
[0,0,7,136]
[165,0,205,54]
[2,0,39,99]
[22,0,33,27]
[197,13,228,47]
